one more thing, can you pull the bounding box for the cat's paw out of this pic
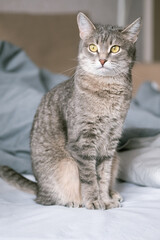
[65,202,82,208]
[101,194,122,210]
[84,197,121,210]
[84,199,104,210]
[110,190,123,203]
[103,199,121,210]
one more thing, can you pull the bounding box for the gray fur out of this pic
[0,13,141,209]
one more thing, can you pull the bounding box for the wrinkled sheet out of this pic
[0,176,160,240]
[0,41,67,174]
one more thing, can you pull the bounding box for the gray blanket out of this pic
[119,81,160,149]
[0,41,67,173]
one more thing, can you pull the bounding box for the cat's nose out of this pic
[99,59,107,66]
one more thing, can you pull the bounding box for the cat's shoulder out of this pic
[40,77,74,107]
[49,77,74,95]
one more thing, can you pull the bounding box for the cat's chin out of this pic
[92,67,115,77]
[79,65,116,78]
[86,69,114,78]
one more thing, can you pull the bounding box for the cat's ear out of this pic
[77,12,96,40]
[122,17,142,43]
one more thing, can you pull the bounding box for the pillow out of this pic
[0,41,68,174]
[118,134,160,188]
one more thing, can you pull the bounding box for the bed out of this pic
[1,177,160,240]
[0,13,160,240]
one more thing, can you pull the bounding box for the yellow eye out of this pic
[89,44,98,52]
[111,45,120,53]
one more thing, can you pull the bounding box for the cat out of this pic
[0,12,141,210]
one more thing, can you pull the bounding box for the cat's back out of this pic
[31,77,74,138]
[46,77,74,104]
[37,77,74,112]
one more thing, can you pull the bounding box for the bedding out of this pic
[118,134,160,188]
[0,41,160,239]
[0,41,67,174]
[119,81,160,148]
[0,176,160,240]
[118,81,160,188]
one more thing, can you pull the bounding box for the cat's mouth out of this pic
[96,65,115,77]
[97,66,108,71]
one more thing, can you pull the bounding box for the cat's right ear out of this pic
[122,17,142,43]
[77,12,96,40]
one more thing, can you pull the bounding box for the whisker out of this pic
[59,66,77,75]
[69,57,78,62]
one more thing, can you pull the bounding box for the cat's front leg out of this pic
[97,155,121,209]
[109,153,123,203]
[69,145,103,210]
[77,155,103,210]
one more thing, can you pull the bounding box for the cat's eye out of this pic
[89,44,98,52]
[110,45,120,53]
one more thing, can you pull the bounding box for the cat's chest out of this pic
[66,90,130,151]
[76,92,126,119]
[73,80,130,119]
[67,91,129,139]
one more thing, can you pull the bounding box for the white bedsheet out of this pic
[0,176,160,240]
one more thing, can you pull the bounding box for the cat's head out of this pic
[77,12,141,77]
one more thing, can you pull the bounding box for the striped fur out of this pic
[0,166,37,195]
[0,13,141,209]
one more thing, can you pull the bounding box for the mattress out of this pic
[0,176,160,240]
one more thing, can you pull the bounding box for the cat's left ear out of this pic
[122,17,142,43]
[77,12,96,40]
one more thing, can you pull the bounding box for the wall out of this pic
[0,0,147,62]
[0,0,117,25]
[125,0,143,61]
[154,0,160,61]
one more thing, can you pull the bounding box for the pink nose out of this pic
[99,59,107,66]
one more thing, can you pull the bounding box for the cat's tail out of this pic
[0,166,37,195]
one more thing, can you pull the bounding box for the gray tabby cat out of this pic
[0,13,141,210]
